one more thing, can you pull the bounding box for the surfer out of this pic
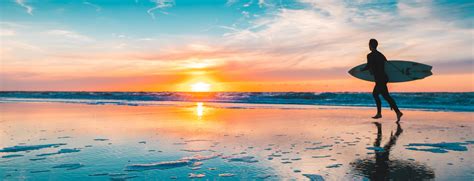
[361,39,403,122]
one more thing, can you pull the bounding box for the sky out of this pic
[0,0,473,92]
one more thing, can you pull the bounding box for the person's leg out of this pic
[378,83,398,112]
[372,84,382,119]
[379,83,403,121]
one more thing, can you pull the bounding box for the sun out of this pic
[190,82,211,92]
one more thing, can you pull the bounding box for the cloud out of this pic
[31,0,472,84]
[0,21,28,28]
[46,29,93,41]
[147,0,175,19]
[14,0,33,15]
[227,0,270,8]
[258,0,266,7]
[241,11,250,18]
[0,29,16,36]
[83,1,101,12]
[226,0,238,6]
[220,0,473,71]
[2,0,472,91]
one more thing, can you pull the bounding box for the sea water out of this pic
[1,91,473,112]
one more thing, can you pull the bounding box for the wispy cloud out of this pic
[0,21,28,28]
[0,29,16,36]
[46,29,93,42]
[14,0,33,15]
[221,0,473,70]
[147,0,175,19]
[226,0,238,7]
[83,1,101,12]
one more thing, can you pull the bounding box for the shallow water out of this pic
[0,102,473,180]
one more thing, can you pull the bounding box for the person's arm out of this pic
[360,54,371,71]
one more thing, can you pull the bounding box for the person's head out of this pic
[369,39,378,51]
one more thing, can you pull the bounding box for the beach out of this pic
[2,0,473,180]
[0,101,473,180]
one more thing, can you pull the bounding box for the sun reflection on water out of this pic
[196,102,204,118]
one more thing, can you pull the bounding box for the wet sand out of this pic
[0,102,473,180]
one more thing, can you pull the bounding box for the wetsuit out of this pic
[362,50,400,114]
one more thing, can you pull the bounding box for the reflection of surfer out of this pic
[372,121,402,180]
[361,39,403,122]
[351,122,435,180]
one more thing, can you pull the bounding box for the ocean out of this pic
[1,91,472,112]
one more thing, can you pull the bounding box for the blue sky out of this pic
[2,0,273,37]
[4,0,469,38]
[0,0,473,91]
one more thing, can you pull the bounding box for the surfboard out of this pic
[348,60,432,83]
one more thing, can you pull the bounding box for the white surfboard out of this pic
[348,60,432,83]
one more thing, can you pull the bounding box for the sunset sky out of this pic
[0,0,472,92]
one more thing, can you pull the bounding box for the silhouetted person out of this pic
[361,39,403,122]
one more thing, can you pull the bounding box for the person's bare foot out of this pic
[396,111,403,122]
[372,114,382,119]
